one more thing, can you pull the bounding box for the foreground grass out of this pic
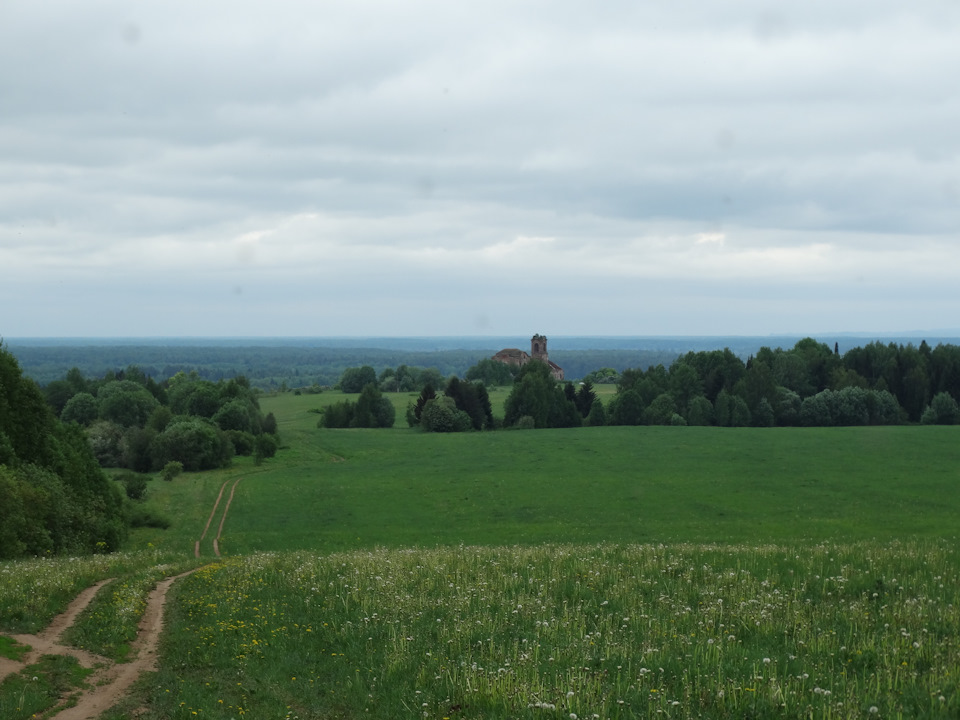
[0,550,202,634]
[0,654,92,720]
[136,542,959,719]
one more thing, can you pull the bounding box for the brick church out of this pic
[492,334,564,381]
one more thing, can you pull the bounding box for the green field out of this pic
[3,390,959,719]
[129,391,960,555]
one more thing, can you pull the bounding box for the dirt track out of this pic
[1,476,243,717]
[195,477,242,558]
[0,570,196,719]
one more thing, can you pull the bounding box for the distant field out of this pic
[128,391,960,556]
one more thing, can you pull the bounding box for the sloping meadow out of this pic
[147,541,958,719]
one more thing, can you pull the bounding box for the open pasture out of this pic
[125,389,960,554]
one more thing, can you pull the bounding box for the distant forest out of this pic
[8,343,685,389]
[12,335,959,390]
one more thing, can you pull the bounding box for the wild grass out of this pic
[0,635,29,661]
[0,550,201,634]
[0,654,92,720]
[138,541,959,719]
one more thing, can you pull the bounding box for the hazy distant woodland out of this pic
[9,335,957,389]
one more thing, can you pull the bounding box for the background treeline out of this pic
[45,365,281,472]
[0,344,126,559]
[8,344,685,389]
[340,338,960,431]
[545,339,960,429]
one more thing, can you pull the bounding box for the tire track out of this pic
[195,480,229,557]
[0,570,198,719]
[195,477,242,558]
[212,478,242,558]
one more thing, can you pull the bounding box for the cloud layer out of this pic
[2,0,959,336]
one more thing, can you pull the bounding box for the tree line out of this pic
[44,365,281,472]
[1,344,126,559]
[10,344,679,389]
[323,338,960,431]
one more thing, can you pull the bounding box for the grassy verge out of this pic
[134,542,959,719]
[0,654,92,720]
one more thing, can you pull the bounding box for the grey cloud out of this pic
[3,0,960,336]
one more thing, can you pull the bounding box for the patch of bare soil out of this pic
[0,570,196,719]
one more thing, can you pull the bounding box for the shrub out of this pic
[921,391,960,425]
[254,434,279,464]
[226,430,257,456]
[127,506,171,529]
[421,397,472,433]
[160,461,183,482]
[118,473,149,501]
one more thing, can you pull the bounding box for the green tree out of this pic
[445,377,493,430]
[353,383,395,428]
[921,391,959,425]
[465,358,517,386]
[800,391,835,427]
[685,395,713,426]
[0,344,126,559]
[585,398,606,426]
[503,360,580,429]
[420,396,472,433]
[409,383,437,427]
[43,379,77,415]
[753,397,775,427]
[213,399,254,433]
[668,362,702,411]
[575,380,597,418]
[61,392,98,426]
[339,366,378,393]
[608,389,644,426]
[254,433,279,463]
[97,380,160,428]
[644,393,676,426]
[161,460,184,481]
[151,419,232,471]
[321,400,355,429]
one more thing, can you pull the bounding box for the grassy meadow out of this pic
[130,390,960,554]
[2,387,959,719]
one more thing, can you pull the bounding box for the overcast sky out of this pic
[2,0,959,338]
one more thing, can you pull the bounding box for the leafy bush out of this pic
[515,415,536,430]
[226,430,257,456]
[420,397,472,433]
[127,506,171,529]
[255,434,279,464]
[118,473,149,501]
[160,460,183,482]
[921,391,960,425]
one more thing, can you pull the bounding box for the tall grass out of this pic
[144,541,959,719]
[0,550,199,634]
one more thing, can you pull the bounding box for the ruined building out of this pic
[492,334,564,381]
